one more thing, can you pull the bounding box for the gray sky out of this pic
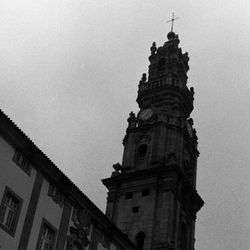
[0,1,250,249]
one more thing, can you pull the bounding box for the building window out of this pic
[132,206,139,213]
[125,192,133,199]
[137,144,148,162]
[13,149,31,175]
[142,189,150,196]
[136,231,145,250]
[0,186,23,236]
[66,226,89,250]
[36,218,57,250]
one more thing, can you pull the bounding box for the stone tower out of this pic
[102,31,204,250]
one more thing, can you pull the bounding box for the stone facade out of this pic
[103,32,204,250]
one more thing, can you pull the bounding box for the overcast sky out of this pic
[0,1,250,249]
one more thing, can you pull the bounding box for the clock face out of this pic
[138,109,153,121]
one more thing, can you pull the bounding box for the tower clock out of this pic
[103,31,203,250]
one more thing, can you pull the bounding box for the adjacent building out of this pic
[0,109,136,249]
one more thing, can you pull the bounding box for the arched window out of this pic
[136,231,145,250]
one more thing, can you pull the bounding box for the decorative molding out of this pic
[18,171,43,250]
[48,183,64,207]
[13,149,31,176]
[66,226,89,250]
[91,224,110,250]
[66,206,93,250]
[72,207,92,231]
[55,201,72,250]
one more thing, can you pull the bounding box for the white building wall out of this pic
[27,178,63,250]
[0,136,37,250]
[0,135,134,250]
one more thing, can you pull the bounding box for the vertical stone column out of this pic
[151,124,167,165]
[153,177,177,248]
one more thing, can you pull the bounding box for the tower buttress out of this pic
[103,31,203,250]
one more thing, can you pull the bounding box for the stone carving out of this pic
[66,207,92,250]
[140,73,147,84]
[91,224,110,250]
[122,134,128,145]
[190,87,194,96]
[188,118,193,126]
[73,207,92,230]
[111,162,122,177]
[127,111,137,129]
[150,42,157,55]
[66,226,89,250]
[138,73,147,92]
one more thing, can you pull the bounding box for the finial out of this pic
[190,87,194,96]
[142,73,146,82]
[150,42,157,55]
[166,12,179,32]
[188,118,194,126]
[127,111,136,129]
[129,111,136,119]
[113,162,122,171]
[139,73,147,85]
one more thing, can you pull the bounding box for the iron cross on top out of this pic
[166,13,179,32]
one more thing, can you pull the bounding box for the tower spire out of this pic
[166,12,179,32]
[103,29,203,250]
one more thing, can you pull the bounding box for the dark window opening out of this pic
[132,206,139,213]
[136,231,145,250]
[125,192,133,199]
[13,150,31,175]
[142,189,150,196]
[137,144,148,162]
[138,144,148,154]
[180,222,188,250]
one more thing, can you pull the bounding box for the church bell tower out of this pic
[102,31,204,250]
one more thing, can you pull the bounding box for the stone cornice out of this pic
[102,163,204,213]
